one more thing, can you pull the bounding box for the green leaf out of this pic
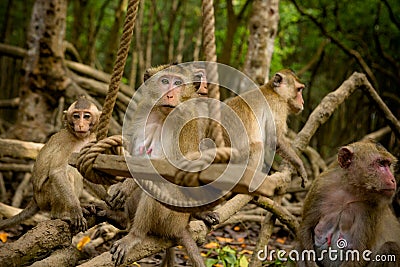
[205,258,219,267]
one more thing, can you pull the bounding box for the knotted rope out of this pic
[76,135,123,185]
[146,147,239,211]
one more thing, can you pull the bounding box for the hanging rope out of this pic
[202,0,226,149]
[96,0,140,141]
[77,0,139,184]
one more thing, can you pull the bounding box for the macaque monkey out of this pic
[298,140,400,267]
[0,96,101,233]
[223,69,307,183]
[111,64,207,266]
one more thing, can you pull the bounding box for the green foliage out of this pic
[205,245,249,267]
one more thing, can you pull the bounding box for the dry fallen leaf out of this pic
[216,236,233,243]
[76,236,91,251]
[0,232,8,243]
[204,241,219,249]
[236,237,245,243]
[277,237,286,244]
[240,249,254,255]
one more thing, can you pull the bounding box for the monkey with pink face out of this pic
[298,140,400,267]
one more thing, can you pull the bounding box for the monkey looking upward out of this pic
[0,96,101,233]
[298,140,400,267]
[223,69,307,184]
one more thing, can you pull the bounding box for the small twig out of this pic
[12,173,32,208]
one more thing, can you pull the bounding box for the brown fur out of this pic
[223,69,307,181]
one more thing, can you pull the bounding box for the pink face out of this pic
[156,75,185,115]
[71,111,93,138]
[373,158,397,197]
[294,80,305,109]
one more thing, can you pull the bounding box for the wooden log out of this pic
[0,138,43,160]
[0,219,71,267]
[69,154,281,197]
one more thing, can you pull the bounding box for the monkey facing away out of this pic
[112,64,207,266]
[0,96,101,233]
[298,140,400,267]
[223,69,307,186]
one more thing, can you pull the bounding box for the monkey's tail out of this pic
[0,200,40,230]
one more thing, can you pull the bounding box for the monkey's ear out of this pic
[338,146,354,169]
[143,70,151,82]
[273,73,284,87]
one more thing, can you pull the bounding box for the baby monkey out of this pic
[0,96,101,233]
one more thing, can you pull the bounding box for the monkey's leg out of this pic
[277,138,308,183]
[47,168,87,232]
[248,141,264,171]
[160,248,175,267]
[178,228,205,267]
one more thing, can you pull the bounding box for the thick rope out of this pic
[96,0,140,141]
[175,147,237,186]
[144,147,238,211]
[202,0,226,148]
[76,135,123,185]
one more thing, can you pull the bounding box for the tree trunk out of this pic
[243,0,279,86]
[7,0,69,142]
[104,0,127,73]
[145,1,154,69]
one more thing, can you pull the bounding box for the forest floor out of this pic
[2,202,297,267]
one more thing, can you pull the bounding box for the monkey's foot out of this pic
[110,235,140,266]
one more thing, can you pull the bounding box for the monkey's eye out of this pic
[83,113,92,120]
[73,113,80,119]
[194,72,204,79]
[377,159,391,167]
[174,80,183,86]
[161,78,169,85]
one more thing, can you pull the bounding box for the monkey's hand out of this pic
[110,234,141,266]
[107,179,137,209]
[59,209,87,233]
[193,211,220,226]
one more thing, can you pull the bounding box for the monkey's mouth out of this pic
[75,131,89,137]
[380,188,396,197]
[161,104,176,109]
